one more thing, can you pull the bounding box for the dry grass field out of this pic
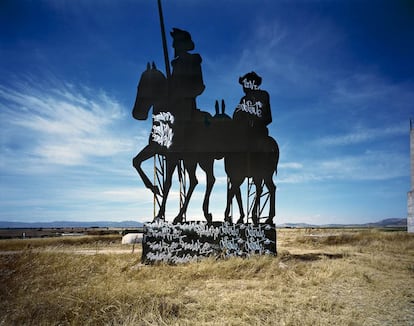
[1,228,413,325]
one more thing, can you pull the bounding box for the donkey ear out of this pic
[146,62,151,70]
[215,100,219,115]
[221,99,226,114]
[152,62,156,70]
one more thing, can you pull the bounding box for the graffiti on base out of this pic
[141,221,276,264]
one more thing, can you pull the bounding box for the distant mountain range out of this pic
[0,220,144,229]
[278,218,407,228]
[0,218,406,229]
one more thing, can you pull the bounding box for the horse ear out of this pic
[221,99,226,114]
[146,62,151,70]
[152,62,156,70]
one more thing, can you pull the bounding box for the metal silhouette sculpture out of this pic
[131,2,279,226]
[132,62,279,225]
[224,72,279,225]
[132,62,220,224]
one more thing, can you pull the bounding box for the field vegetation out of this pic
[0,234,122,252]
[1,228,413,325]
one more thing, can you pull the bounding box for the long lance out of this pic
[157,0,171,79]
[156,0,187,219]
[153,0,172,219]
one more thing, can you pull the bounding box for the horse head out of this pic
[132,62,167,120]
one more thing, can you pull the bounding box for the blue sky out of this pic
[1,0,413,225]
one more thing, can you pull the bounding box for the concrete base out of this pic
[142,221,277,264]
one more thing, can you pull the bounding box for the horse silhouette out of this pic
[132,63,223,224]
[132,63,279,225]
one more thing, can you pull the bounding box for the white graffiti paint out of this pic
[142,221,276,264]
[170,254,199,264]
[180,240,214,255]
[151,112,174,148]
[236,98,263,118]
[146,251,172,262]
[220,223,239,237]
[244,224,266,238]
[153,112,175,124]
[146,227,182,241]
[245,238,264,254]
[241,78,259,90]
[179,222,221,240]
[220,236,240,253]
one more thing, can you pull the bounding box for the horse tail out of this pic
[271,138,280,176]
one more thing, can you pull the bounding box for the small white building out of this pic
[121,233,142,244]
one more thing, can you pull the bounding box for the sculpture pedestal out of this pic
[141,221,277,264]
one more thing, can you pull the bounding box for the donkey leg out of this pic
[155,158,177,221]
[264,176,276,225]
[132,145,159,195]
[252,178,263,226]
[199,159,215,224]
[173,159,198,224]
[224,178,243,225]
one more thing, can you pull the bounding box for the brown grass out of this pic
[0,234,122,251]
[1,229,413,325]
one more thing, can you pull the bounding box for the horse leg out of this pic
[224,184,233,224]
[264,176,276,225]
[252,178,263,226]
[173,159,198,224]
[235,188,245,224]
[199,159,215,224]
[155,157,177,221]
[132,145,159,195]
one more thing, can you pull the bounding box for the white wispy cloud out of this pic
[279,162,303,169]
[0,76,140,170]
[333,73,399,104]
[318,150,408,181]
[278,149,408,184]
[230,15,341,88]
[329,73,414,121]
[315,123,407,146]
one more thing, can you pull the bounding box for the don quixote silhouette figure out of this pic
[132,1,279,226]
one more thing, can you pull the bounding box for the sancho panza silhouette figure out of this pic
[170,28,205,120]
[233,71,272,150]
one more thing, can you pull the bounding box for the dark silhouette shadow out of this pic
[132,29,279,225]
[224,71,278,225]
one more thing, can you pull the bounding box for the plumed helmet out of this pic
[170,28,195,51]
[239,71,262,88]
